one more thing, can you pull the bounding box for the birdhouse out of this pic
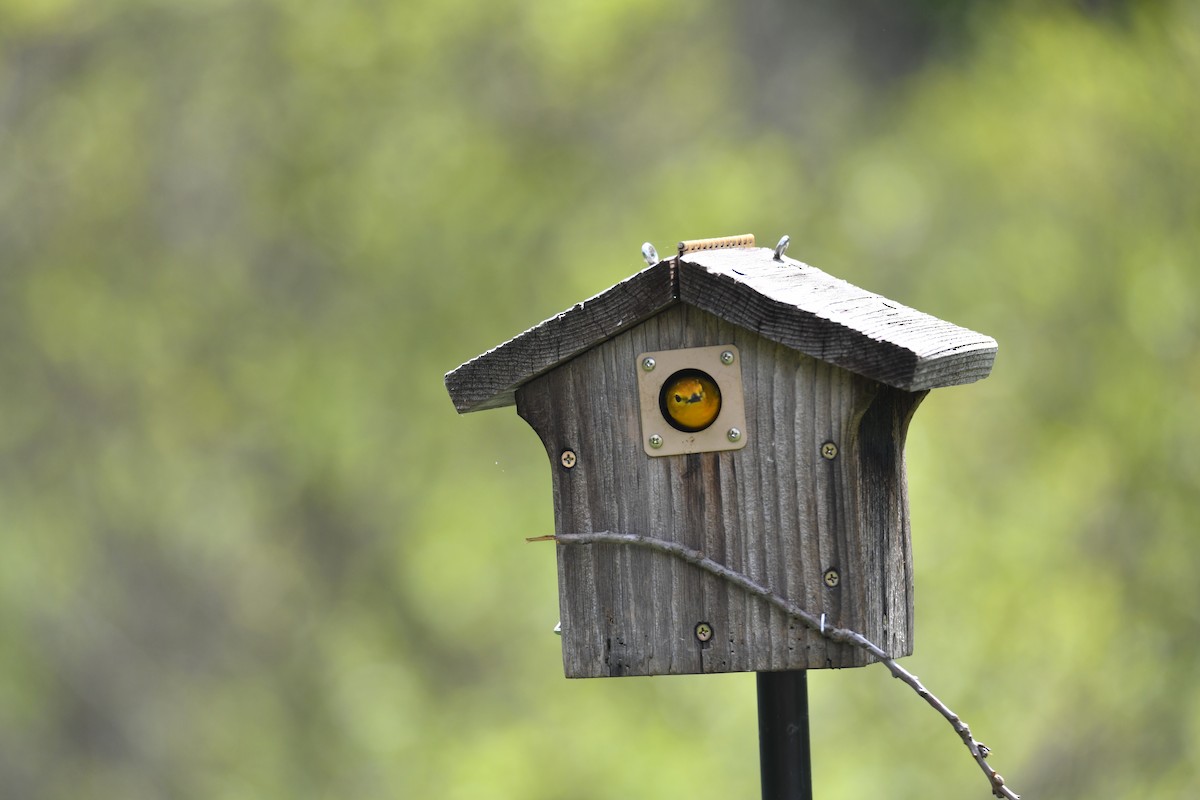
[445,235,996,679]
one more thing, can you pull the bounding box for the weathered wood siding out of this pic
[517,304,924,678]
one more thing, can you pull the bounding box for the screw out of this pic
[641,357,656,372]
[648,434,664,449]
[821,441,838,460]
[823,569,840,588]
[774,235,790,261]
[641,242,659,266]
[720,350,735,365]
[726,427,742,442]
[694,622,713,642]
[560,450,577,469]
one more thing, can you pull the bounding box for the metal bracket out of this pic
[635,344,749,457]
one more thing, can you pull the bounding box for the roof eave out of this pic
[445,247,998,413]
[678,249,997,391]
[444,259,678,413]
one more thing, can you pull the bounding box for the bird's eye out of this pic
[659,369,722,432]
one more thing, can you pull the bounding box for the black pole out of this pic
[757,670,813,800]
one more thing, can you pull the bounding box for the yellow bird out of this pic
[661,371,722,432]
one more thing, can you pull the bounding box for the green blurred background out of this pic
[2,0,1198,797]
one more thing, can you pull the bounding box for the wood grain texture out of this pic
[445,260,676,413]
[516,304,924,678]
[446,247,995,414]
[679,249,997,391]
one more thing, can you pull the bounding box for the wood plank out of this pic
[445,260,677,413]
[446,247,994,415]
[679,249,997,392]
[517,304,921,677]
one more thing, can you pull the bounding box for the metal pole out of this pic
[757,670,813,800]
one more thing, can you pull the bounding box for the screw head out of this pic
[823,569,840,588]
[560,450,577,469]
[726,427,742,442]
[821,441,838,460]
[641,357,656,372]
[694,622,713,642]
[648,434,664,449]
[720,350,735,365]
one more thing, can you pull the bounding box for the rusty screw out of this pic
[694,622,713,642]
[560,450,577,469]
[821,441,838,460]
[823,569,840,588]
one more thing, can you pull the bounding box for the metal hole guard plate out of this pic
[636,344,749,457]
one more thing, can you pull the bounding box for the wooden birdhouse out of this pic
[445,235,996,679]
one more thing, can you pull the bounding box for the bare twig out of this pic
[532,530,1018,800]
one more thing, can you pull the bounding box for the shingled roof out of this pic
[446,245,997,414]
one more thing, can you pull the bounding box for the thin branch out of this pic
[533,530,1018,800]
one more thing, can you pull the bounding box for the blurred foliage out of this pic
[1,0,1197,797]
